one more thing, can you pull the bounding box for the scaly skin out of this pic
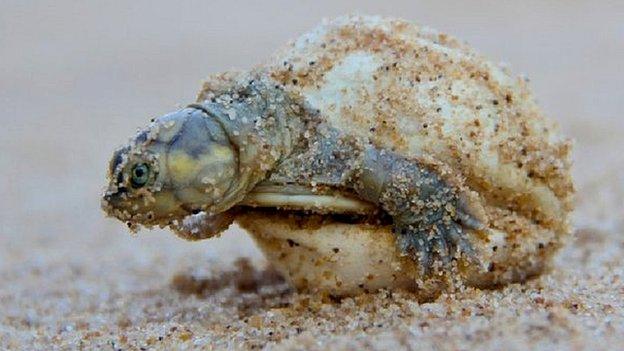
[102,74,482,273]
[350,147,483,271]
[102,76,303,229]
[263,125,483,272]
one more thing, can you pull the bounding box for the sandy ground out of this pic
[1,1,623,350]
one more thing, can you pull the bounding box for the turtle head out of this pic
[101,107,238,229]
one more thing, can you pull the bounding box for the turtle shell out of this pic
[198,15,574,297]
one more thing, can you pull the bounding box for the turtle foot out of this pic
[170,210,237,241]
[393,215,480,276]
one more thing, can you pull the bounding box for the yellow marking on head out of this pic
[211,144,235,162]
[151,191,185,216]
[167,145,235,186]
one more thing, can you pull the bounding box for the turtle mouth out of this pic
[101,184,191,229]
[101,189,147,224]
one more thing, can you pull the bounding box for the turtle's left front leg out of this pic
[348,147,484,274]
[169,209,238,241]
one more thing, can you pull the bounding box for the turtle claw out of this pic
[445,221,478,263]
[394,218,479,275]
[395,226,432,275]
[432,227,451,266]
[456,197,485,231]
[169,210,236,241]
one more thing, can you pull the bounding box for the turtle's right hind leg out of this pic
[349,147,483,275]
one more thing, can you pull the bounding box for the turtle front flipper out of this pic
[170,210,238,241]
[350,147,484,274]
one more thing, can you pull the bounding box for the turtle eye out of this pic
[130,163,150,188]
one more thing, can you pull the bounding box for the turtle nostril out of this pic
[116,171,124,185]
[102,186,128,209]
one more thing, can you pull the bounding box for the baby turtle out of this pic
[102,16,573,287]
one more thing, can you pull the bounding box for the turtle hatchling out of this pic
[102,15,573,297]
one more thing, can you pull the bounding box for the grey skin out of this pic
[102,75,483,274]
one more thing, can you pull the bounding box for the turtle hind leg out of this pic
[349,147,483,275]
[390,174,483,274]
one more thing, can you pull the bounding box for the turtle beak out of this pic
[101,182,192,226]
[101,185,130,218]
[100,186,152,224]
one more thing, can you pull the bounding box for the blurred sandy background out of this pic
[1,1,623,349]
